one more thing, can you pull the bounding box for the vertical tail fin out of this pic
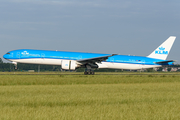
[147,36,176,60]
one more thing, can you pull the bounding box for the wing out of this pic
[77,54,117,64]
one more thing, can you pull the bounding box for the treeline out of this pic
[0,63,61,72]
[0,58,61,72]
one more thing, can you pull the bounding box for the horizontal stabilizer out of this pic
[155,60,176,64]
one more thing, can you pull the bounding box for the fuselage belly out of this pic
[9,58,161,70]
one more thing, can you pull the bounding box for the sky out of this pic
[1,0,180,63]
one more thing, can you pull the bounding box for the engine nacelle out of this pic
[61,60,77,70]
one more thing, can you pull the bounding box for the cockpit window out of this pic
[6,53,10,55]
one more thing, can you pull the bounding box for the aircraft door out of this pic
[17,52,20,59]
[110,58,114,62]
[41,53,45,58]
[41,53,45,63]
[141,60,145,69]
[110,57,114,65]
[78,55,82,60]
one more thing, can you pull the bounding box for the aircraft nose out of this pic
[3,54,8,59]
[3,53,10,59]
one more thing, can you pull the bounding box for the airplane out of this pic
[3,36,176,75]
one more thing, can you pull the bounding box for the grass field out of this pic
[0,72,180,120]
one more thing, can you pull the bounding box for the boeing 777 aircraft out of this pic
[3,36,176,74]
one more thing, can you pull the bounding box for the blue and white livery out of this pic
[3,36,176,74]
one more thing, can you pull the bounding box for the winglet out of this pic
[147,36,176,60]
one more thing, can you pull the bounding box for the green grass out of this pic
[0,74,180,85]
[0,73,180,119]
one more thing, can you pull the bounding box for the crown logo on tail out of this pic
[159,47,165,50]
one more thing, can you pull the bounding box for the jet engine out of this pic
[61,60,77,70]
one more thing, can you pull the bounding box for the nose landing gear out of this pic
[12,62,17,69]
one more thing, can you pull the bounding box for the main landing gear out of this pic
[84,70,95,75]
[84,65,95,75]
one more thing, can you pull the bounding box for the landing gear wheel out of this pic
[84,66,95,75]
